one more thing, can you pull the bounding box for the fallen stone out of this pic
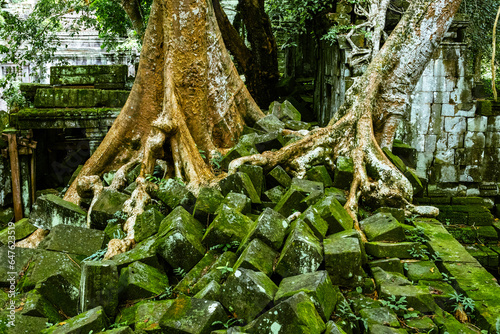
[274,271,338,320]
[405,317,437,333]
[263,185,286,203]
[5,315,48,334]
[312,195,353,234]
[156,207,206,271]
[306,165,333,187]
[245,292,326,333]
[0,246,39,286]
[0,218,37,245]
[418,280,456,309]
[360,307,400,327]
[290,178,324,195]
[254,114,285,133]
[220,137,259,170]
[118,261,169,301]
[275,221,323,278]
[374,207,405,224]
[156,179,196,212]
[368,258,404,275]
[220,268,278,322]
[193,280,221,301]
[193,187,224,222]
[36,274,80,317]
[365,242,423,259]
[367,325,408,334]
[324,231,364,287]
[274,188,307,217]
[38,224,107,256]
[433,308,479,334]
[80,260,120,317]
[254,131,284,152]
[379,284,437,313]
[299,207,329,239]
[159,295,226,334]
[113,300,150,328]
[275,100,301,122]
[266,166,292,188]
[325,320,348,334]
[30,194,87,229]
[135,300,175,333]
[238,207,288,251]
[174,250,219,294]
[359,213,405,242]
[134,207,165,243]
[100,327,134,334]
[216,192,251,215]
[111,236,163,272]
[17,249,80,293]
[90,189,129,229]
[405,261,442,281]
[219,172,261,204]
[324,187,347,205]
[233,238,278,276]
[372,267,412,287]
[202,205,254,249]
[345,291,382,312]
[19,289,64,324]
[333,156,353,189]
[41,306,108,334]
[404,168,424,196]
[190,251,238,295]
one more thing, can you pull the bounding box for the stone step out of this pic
[415,218,500,331]
[34,88,129,108]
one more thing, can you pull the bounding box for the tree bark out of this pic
[64,0,264,255]
[213,0,279,108]
[121,0,146,39]
[230,0,462,223]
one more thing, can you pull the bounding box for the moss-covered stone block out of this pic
[80,260,120,317]
[372,267,411,288]
[38,224,107,256]
[299,207,329,239]
[333,156,354,189]
[174,251,219,295]
[278,100,302,122]
[0,246,39,286]
[275,221,323,278]
[263,185,286,203]
[367,325,408,333]
[266,165,292,188]
[405,261,442,281]
[255,114,285,133]
[306,165,333,187]
[244,292,326,333]
[254,131,285,152]
[17,249,81,293]
[220,268,278,322]
[368,258,404,275]
[30,194,86,230]
[220,139,259,170]
[41,306,108,334]
[0,218,36,245]
[111,236,162,272]
[118,261,169,301]
[202,206,253,249]
[432,308,478,334]
[156,207,205,271]
[275,271,337,320]
[374,207,405,224]
[216,192,251,215]
[324,187,347,205]
[219,172,261,204]
[4,315,49,334]
[325,321,348,334]
[360,307,399,327]
[193,280,221,301]
[291,178,324,195]
[476,100,493,116]
[114,300,149,327]
[19,289,65,324]
[190,251,237,295]
[404,168,424,196]
[312,195,353,234]
[360,213,405,242]
[238,208,288,253]
[156,179,196,212]
[365,242,422,259]
[274,188,307,217]
[100,327,134,334]
[135,300,175,333]
[405,315,437,333]
[379,284,437,313]
[134,207,165,243]
[36,274,81,317]
[159,295,226,334]
[418,280,455,309]
[233,238,277,276]
[193,187,224,222]
[324,232,364,287]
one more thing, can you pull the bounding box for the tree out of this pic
[63,0,264,256]
[63,0,460,255]
[213,0,280,108]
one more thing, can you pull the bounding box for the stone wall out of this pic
[397,42,500,197]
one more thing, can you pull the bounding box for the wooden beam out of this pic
[6,133,23,221]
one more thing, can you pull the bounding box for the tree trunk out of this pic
[230,0,462,224]
[121,0,146,39]
[213,0,279,108]
[64,0,264,256]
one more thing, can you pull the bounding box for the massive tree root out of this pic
[63,0,264,257]
[230,0,461,228]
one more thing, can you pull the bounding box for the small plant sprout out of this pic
[173,267,187,278]
[379,295,407,312]
[210,241,240,252]
[212,318,243,329]
[216,262,234,275]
